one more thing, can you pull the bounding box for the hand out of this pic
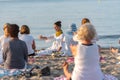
[73,32,77,35]
[39,35,43,39]
[70,44,77,56]
[62,62,69,70]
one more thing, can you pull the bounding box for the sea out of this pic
[0,0,120,49]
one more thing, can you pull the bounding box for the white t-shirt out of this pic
[0,35,10,50]
[0,35,10,64]
[19,34,34,55]
[72,43,104,80]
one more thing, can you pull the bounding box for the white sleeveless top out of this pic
[19,34,34,55]
[0,35,10,50]
[72,43,104,80]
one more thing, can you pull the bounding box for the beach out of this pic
[0,0,120,80]
[0,0,120,49]
[0,48,120,80]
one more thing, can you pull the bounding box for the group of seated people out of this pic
[0,18,118,80]
[0,23,36,69]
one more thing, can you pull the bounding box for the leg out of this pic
[63,62,71,80]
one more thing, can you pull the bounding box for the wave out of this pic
[99,34,120,39]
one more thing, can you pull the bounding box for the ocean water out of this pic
[0,0,120,49]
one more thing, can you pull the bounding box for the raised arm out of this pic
[39,35,54,41]
[39,35,48,40]
[70,45,77,57]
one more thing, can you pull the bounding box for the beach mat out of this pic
[0,65,51,78]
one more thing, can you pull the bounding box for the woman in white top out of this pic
[19,25,36,56]
[38,21,66,56]
[63,23,104,80]
[0,23,10,64]
[65,23,78,56]
[0,23,10,50]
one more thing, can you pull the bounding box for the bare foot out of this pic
[110,47,119,53]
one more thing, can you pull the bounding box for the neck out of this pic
[81,40,92,45]
[56,29,62,32]
[4,35,9,37]
[10,37,18,40]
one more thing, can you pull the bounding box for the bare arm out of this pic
[70,45,77,57]
[57,47,62,52]
[39,35,54,41]
[63,62,72,80]
[39,35,48,40]
[32,40,36,50]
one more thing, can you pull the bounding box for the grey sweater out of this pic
[2,39,28,69]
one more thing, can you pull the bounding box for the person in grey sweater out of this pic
[2,24,28,69]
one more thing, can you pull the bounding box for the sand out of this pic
[0,48,120,80]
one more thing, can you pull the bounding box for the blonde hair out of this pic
[77,23,96,41]
[3,23,10,30]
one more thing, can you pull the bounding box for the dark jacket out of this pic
[3,39,28,69]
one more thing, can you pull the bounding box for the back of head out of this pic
[54,21,62,28]
[81,18,90,25]
[9,24,19,38]
[3,23,10,30]
[77,23,96,41]
[20,25,30,34]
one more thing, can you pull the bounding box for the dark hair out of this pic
[20,25,30,34]
[81,18,90,25]
[9,24,19,38]
[54,21,62,28]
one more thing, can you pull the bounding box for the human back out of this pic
[72,43,103,80]
[4,39,27,69]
